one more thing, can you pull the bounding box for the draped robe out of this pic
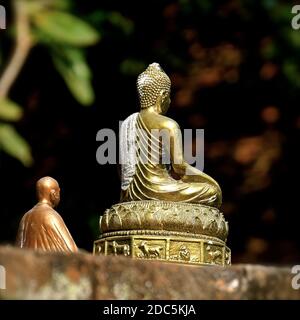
[120,113,221,207]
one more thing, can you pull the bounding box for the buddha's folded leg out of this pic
[180,182,222,207]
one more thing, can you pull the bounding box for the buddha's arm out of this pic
[167,121,221,190]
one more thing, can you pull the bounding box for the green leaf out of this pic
[26,0,71,16]
[52,47,94,105]
[0,99,23,121]
[48,0,72,10]
[33,11,100,46]
[0,124,33,166]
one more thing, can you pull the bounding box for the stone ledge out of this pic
[0,245,299,299]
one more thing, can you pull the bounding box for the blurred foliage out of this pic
[0,123,32,166]
[0,98,22,121]
[33,11,99,46]
[0,0,100,165]
[87,10,134,36]
[120,59,146,76]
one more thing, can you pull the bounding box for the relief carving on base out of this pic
[109,240,130,256]
[94,232,231,266]
[100,201,229,241]
[205,244,223,265]
[136,240,164,259]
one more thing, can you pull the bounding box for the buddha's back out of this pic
[120,63,221,207]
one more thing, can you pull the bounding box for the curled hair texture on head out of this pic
[137,63,171,109]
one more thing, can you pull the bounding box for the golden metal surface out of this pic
[100,201,228,241]
[94,63,231,266]
[94,200,230,266]
[94,232,231,266]
[16,176,78,253]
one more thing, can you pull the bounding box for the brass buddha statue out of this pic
[94,63,231,266]
[120,63,222,207]
[16,176,78,253]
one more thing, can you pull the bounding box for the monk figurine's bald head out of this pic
[36,176,60,208]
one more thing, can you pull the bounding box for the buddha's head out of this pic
[36,176,60,208]
[137,63,171,114]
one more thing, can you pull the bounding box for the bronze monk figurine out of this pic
[120,63,222,207]
[16,176,78,253]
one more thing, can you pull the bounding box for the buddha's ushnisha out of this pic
[16,176,78,252]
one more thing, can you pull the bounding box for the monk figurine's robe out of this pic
[16,203,78,252]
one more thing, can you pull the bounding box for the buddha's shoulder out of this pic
[151,114,180,130]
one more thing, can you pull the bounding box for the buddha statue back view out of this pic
[94,63,231,266]
[119,63,222,208]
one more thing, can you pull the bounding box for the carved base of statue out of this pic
[93,201,231,266]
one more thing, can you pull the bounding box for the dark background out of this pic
[0,0,300,264]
